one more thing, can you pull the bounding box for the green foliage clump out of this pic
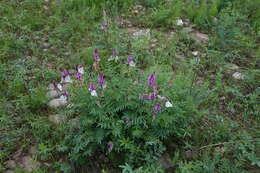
[62,60,199,166]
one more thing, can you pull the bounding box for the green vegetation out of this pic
[0,0,259,172]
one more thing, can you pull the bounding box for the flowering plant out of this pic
[63,49,196,165]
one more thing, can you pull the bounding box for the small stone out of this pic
[133,29,150,38]
[191,51,199,56]
[20,156,40,172]
[46,90,60,99]
[158,153,174,169]
[192,32,209,42]
[150,43,156,48]
[29,146,38,155]
[48,98,67,108]
[232,72,245,80]
[5,160,16,169]
[185,150,197,160]
[42,42,51,48]
[175,54,185,61]
[43,49,48,52]
[43,5,48,10]
[68,69,76,75]
[48,114,66,124]
[47,83,55,90]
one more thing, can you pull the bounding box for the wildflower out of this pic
[59,91,68,104]
[108,48,119,61]
[176,19,183,26]
[53,82,63,91]
[127,56,135,67]
[88,82,98,97]
[165,100,173,108]
[77,64,84,74]
[93,48,100,62]
[148,72,156,87]
[61,70,72,83]
[75,72,82,81]
[98,73,106,89]
[154,103,161,112]
[107,141,113,153]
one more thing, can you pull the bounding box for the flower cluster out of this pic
[141,72,173,115]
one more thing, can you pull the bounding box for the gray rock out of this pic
[133,29,150,38]
[48,98,67,108]
[46,90,60,99]
[158,153,174,169]
[42,42,51,48]
[192,31,209,42]
[4,170,14,173]
[68,69,76,75]
[29,146,38,155]
[232,72,245,80]
[5,160,16,169]
[20,156,40,172]
[48,114,66,124]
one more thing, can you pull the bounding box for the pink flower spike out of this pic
[75,72,82,81]
[93,48,100,62]
[88,82,96,91]
[98,73,105,87]
[62,70,69,78]
[148,72,156,87]
[154,103,161,112]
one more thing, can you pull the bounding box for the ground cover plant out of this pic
[0,0,259,172]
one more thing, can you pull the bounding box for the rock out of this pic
[191,51,199,56]
[42,42,51,48]
[46,90,60,99]
[158,153,174,169]
[47,83,55,90]
[20,156,40,172]
[5,160,16,169]
[192,31,209,42]
[48,98,67,108]
[68,69,76,75]
[225,63,239,73]
[232,72,245,80]
[4,170,14,173]
[48,114,66,124]
[181,27,194,33]
[133,29,150,38]
[175,54,185,61]
[185,150,198,160]
[29,146,38,155]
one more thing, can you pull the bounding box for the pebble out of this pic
[20,156,40,172]
[48,114,66,124]
[48,98,67,108]
[5,160,16,169]
[46,90,60,99]
[68,69,77,75]
[42,42,51,48]
[133,29,150,38]
[192,51,199,56]
[232,72,245,80]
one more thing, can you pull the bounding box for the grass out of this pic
[0,0,259,172]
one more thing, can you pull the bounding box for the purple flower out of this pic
[154,103,161,112]
[127,56,135,67]
[107,141,113,153]
[75,72,82,81]
[93,48,100,62]
[88,82,96,91]
[63,91,69,97]
[62,70,69,78]
[148,72,156,87]
[52,82,58,88]
[98,73,105,87]
[112,48,116,56]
